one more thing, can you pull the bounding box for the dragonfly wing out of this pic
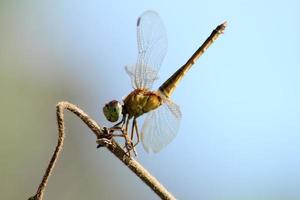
[126,10,168,89]
[125,65,136,89]
[141,98,182,153]
[125,64,159,89]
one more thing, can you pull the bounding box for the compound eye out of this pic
[102,100,122,122]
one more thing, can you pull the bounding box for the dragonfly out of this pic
[101,10,226,154]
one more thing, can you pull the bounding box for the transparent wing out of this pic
[141,97,182,153]
[125,64,159,89]
[126,10,168,89]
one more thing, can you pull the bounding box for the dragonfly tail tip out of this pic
[222,21,228,27]
[217,21,227,34]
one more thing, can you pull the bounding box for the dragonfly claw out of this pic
[96,125,138,156]
[96,138,112,148]
[96,127,114,148]
[123,144,138,157]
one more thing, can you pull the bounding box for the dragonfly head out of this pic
[102,100,122,122]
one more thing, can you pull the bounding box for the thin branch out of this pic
[28,101,176,200]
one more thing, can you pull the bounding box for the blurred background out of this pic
[1,0,299,199]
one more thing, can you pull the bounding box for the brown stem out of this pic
[28,101,175,200]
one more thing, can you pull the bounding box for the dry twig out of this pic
[28,101,176,200]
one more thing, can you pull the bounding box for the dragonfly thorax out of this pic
[123,88,163,118]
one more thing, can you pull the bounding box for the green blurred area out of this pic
[0,67,63,199]
[0,34,153,200]
[0,2,155,199]
[0,68,155,199]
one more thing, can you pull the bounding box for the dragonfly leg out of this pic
[122,116,135,155]
[114,116,130,145]
[128,118,138,156]
[133,118,140,148]
[97,127,124,148]
[118,115,132,149]
[116,117,137,156]
[124,115,130,134]
[107,115,137,156]
[123,132,138,157]
[97,114,126,148]
[113,113,126,128]
[101,124,126,141]
[122,118,137,156]
[130,117,135,140]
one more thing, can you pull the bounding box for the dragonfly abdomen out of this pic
[159,65,190,98]
[123,89,162,118]
[159,22,227,98]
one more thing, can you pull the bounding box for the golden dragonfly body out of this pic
[123,89,162,119]
[102,10,226,153]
